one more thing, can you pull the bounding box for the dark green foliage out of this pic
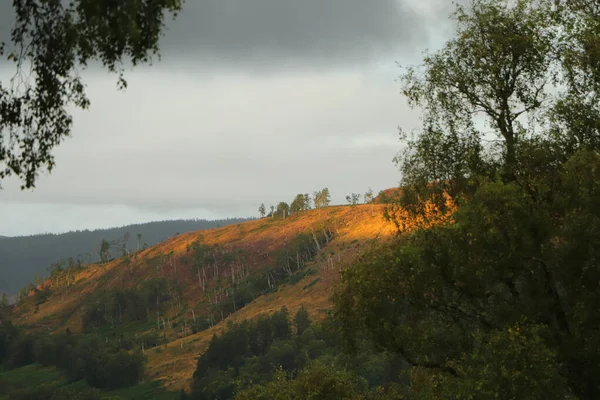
[0,364,175,399]
[7,334,35,368]
[329,1,600,398]
[99,240,111,263]
[333,2,600,397]
[290,194,311,213]
[275,202,290,219]
[0,322,18,364]
[190,309,397,400]
[191,308,309,399]
[293,306,311,336]
[82,278,171,332]
[235,361,368,400]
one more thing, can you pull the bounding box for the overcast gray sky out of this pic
[0,0,458,236]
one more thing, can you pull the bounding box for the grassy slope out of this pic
[0,364,176,400]
[13,204,399,391]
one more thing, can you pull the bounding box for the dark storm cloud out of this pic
[1,0,454,71]
[156,0,425,67]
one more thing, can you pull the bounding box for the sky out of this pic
[0,0,459,236]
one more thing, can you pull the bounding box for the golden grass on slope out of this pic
[145,246,356,392]
[13,200,452,392]
[144,205,398,391]
[15,205,392,328]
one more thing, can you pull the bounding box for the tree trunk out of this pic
[311,230,321,252]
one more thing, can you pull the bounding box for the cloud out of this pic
[155,0,426,70]
[1,0,458,72]
[0,69,410,214]
[0,0,463,235]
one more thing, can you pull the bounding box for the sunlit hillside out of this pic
[15,204,408,389]
[12,200,451,391]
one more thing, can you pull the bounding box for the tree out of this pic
[337,163,600,398]
[290,194,309,213]
[270,205,275,218]
[363,188,374,204]
[293,305,311,336]
[345,193,360,206]
[259,203,266,218]
[276,202,290,219]
[99,239,110,263]
[123,232,130,255]
[0,0,183,189]
[137,233,142,252]
[313,188,331,209]
[549,1,600,156]
[335,1,600,398]
[235,362,367,400]
[1,293,9,308]
[118,232,131,256]
[303,193,311,209]
[397,0,556,210]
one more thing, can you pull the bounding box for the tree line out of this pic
[185,306,401,400]
[258,187,378,219]
[0,318,146,399]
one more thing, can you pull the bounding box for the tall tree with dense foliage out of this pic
[336,1,600,399]
[290,194,310,213]
[0,0,183,189]
[98,239,110,263]
[276,202,290,219]
[293,305,311,336]
[395,0,556,216]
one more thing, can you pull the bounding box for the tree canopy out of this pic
[0,0,183,189]
[335,1,600,399]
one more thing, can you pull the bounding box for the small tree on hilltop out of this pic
[258,203,266,218]
[364,187,374,204]
[276,202,290,219]
[303,193,311,209]
[313,188,331,209]
[346,193,360,205]
[290,194,308,213]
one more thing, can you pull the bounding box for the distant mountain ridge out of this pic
[0,218,253,295]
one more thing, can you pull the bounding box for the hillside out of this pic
[0,218,252,296]
[13,204,399,392]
